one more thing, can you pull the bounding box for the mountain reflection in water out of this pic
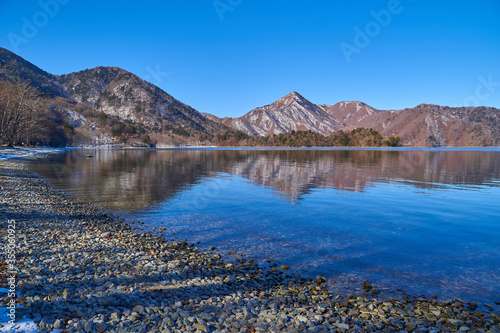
[30,149,500,210]
[29,148,500,304]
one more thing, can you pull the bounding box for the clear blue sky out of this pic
[1,0,499,117]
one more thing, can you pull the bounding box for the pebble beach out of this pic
[1,156,500,333]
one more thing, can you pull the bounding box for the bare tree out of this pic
[0,77,52,146]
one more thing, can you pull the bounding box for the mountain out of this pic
[58,67,222,132]
[0,47,225,147]
[0,48,67,97]
[222,92,339,136]
[322,101,380,128]
[1,47,498,147]
[216,92,499,146]
[331,104,500,146]
[201,112,222,123]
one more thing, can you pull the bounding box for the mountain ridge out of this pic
[0,47,67,97]
[216,92,499,146]
[223,91,340,136]
[1,47,499,147]
[57,66,221,132]
[0,47,225,146]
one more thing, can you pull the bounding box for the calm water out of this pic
[29,148,500,304]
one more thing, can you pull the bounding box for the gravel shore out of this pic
[1,158,499,333]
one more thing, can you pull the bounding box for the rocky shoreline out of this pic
[0,158,499,333]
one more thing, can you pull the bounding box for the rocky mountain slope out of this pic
[0,47,224,146]
[345,104,500,146]
[58,67,222,132]
[222,92,339,136]
[219,93,500,146]
[322,101,381,128]
[0,48,67,97]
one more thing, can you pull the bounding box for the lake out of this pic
[29,148,500,304]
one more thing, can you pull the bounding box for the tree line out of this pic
[211,128,402,147]
[0,77,68,147]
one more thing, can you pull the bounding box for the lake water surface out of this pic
[29,148,500,304]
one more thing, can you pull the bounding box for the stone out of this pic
[84,320,93,332]
[198,313,213,321]
[443,322,458,331]
[193,322,208,332]
[53,319,62,329]
[362,280,372,290]
[96,322,107,332]
[132,305,145,314]
[296,315,309,323]
[242,307,255,320]
[178,309,190,318]
[334,323,350,329]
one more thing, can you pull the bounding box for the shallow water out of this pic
[29,148,500,304]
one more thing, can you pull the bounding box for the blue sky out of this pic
[1,0,499,117]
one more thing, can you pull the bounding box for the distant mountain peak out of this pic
[273,91,315,109]
[285,91,304,98]
[223,91,338,136]
[281,91,306,101]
